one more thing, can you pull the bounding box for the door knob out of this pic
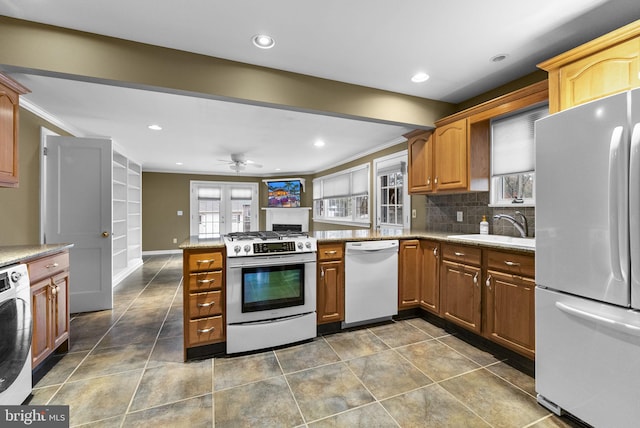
[102,231,110,238]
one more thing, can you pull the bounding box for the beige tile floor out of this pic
[28,255,585,427]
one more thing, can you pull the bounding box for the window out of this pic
[490,104,548,206]
[374,151,410,230]
[313,164,370,225]
[190,181,258,238]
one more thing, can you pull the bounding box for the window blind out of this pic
[198,187,221,199]
[491,105,548,176]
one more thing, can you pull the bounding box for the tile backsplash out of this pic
[423,192,535,237]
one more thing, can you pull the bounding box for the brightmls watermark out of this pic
[1,406,69,427]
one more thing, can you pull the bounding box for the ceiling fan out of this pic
[218,153,263,172]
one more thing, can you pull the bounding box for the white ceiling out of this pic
[1,0,639,175]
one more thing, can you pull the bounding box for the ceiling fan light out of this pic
[252,34,275,49]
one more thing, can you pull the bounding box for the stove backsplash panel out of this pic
[423,191,535,237]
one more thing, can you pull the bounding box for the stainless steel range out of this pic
[224,231,317,354]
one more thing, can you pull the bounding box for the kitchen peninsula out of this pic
[180,230,535,363]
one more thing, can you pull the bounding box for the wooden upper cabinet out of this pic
[407,130,434,193]
[434,118,468,192]
[539,19,640,113]
[0,73,30,188]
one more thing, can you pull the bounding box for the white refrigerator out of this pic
[535,88,640,428]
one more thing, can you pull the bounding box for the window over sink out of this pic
[490,104,548,206]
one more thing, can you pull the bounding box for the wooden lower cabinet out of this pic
[183,248,225,359]
[419,241,440,315]
[398,240,421,309]
[441,260,482,334]
[317,243,344,324]
[484,249,536,359]
[27,251,70,368]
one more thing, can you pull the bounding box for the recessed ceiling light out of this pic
[148,124,162,131]
[411,72,430,83]
[275,168,281,171]
[490,54,509,63]
[252,34,275,49]
[175,162,183,166]
[314,140,325,147]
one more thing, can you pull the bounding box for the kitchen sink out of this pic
[447,234,535,250]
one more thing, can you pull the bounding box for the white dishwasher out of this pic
[344,240,399,327]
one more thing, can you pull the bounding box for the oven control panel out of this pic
[254,241,297,254]
[227,239,317,256]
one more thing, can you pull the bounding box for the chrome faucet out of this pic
[493,211,528,238]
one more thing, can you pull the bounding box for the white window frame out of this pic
[189,180,259,237]
[373,150,410,231]
[489,104,548,207]
[313,163,370,227]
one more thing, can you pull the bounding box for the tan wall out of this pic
[0,108,70,245]
[0,16,455,128]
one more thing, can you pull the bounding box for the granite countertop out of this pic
[180,230,534,254]
[0,243,74,268]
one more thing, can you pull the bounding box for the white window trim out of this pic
[189,180,259,237]
[373,150,410,230]
[313,163,370,227]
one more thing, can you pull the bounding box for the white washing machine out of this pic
[0,264,32,405]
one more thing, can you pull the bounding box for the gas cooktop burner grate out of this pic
[225,231,309,241]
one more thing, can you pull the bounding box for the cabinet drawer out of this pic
[318,243,344,261]
[487,250,534,277]
[187,316,224,346]
[187,271,223,292]
[188,290,223,318]
[186,251,223,272]
[27,251,70,283]
[442,244,481,266]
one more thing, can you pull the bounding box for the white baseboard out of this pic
[142,249,182,256]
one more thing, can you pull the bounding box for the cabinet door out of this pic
[485,270,535,358]
[441,260,481,333]
[317,260,344,323]
[559,36,640,111]
[408,131,434,193]
[420,241,440,315]
[398,240,421,309]
[0,80,20,188]
[31,278,52,367]
[434,118,468,191]
[51,272,70,349]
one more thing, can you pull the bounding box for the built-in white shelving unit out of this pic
[112,151,143,286]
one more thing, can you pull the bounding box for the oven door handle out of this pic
[227,254,314,268]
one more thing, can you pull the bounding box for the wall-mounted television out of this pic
[267,180,302,208]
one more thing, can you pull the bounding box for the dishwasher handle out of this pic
[345,240,399,254]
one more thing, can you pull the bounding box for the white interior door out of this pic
[45,136,113,313]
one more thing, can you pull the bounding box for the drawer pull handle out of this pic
[325,250,337,255]
[504,261,521,267]
[454,252,465,257]
[196,259,216,264]
[427,177,431,185]
[473,272,479,286]
[197,279,215,284]
[486,275,492,288]
[197,326,215,334]
[433,247,438,258]
[197,301,216,308]
[46,263,59,269]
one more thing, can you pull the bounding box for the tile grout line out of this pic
[119,257,184,426]
[273,349,308,427]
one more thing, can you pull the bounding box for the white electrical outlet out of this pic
[457,211,463,222]
[177,210,183,216]
[412,209,417,218]
[172,238,177,244]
